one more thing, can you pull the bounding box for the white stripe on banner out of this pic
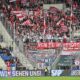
[9,0,16,2]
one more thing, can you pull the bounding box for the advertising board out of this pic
[51,70,63,76]
[0,70,45,77]
[71,70,80,76]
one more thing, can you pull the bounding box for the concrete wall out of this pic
[0,21,13,47]
[0,56,7,70]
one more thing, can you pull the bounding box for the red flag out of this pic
[22,20,31,26]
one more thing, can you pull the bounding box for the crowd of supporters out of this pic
[0,0,80,69]
[0,43,16,70]
[0,42,26,70]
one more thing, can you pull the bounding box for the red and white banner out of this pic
[37,42,61,49]
[16,13,25,21]
[37,42,80,51]
[11,11,22,14]
[11,11,27,16]
[63,42,80,51]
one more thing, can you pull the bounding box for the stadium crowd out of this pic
[0,0,80,69]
